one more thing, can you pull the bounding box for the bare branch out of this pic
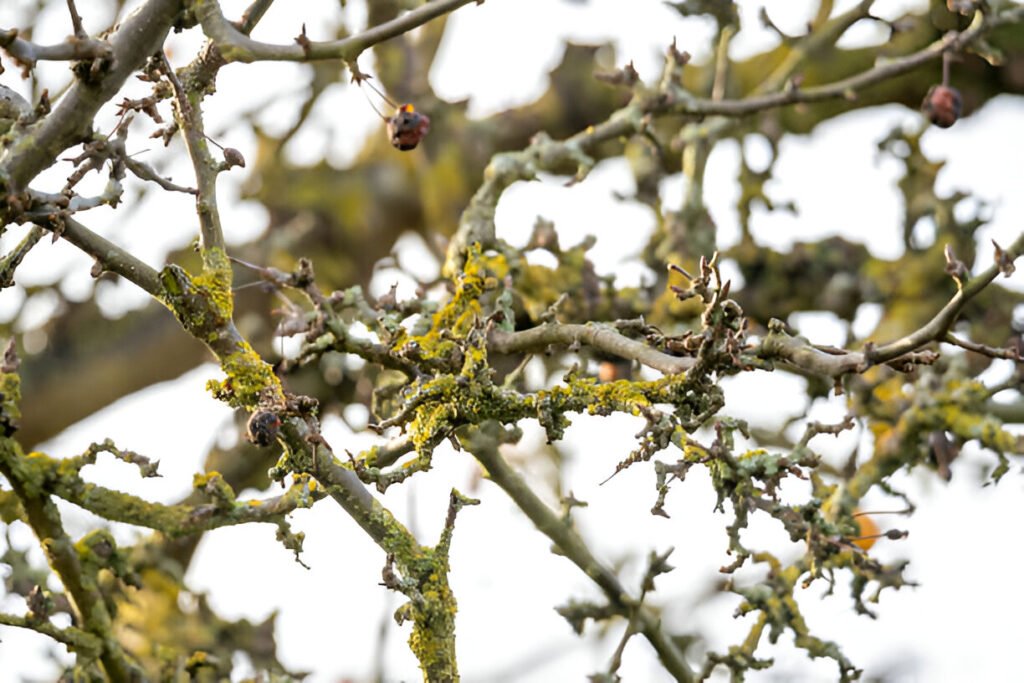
[489,323,694,375]
[193,0,480,64]
[32,214,163,296]
[0,28,112,68]
[0,0,182,192]
[66,0,86,38]
[463,426,695,683]
[160,51,227,255]
[123,156,199,194]
[869,230,1024,363]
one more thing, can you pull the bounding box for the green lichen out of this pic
[159,248,282,409]
[77,483,193,533]
[0,370,21,435]
[158,250,235,344]
[193,246,234,320]
[75,529,125,575]
[387,243,715,474]
[398,244,499,364]
[361,499,459,682]
[205,341,283,409]
[405,558,459,683]
[395,359,707,483]
[843,373,1024,509]
[0,447,51,499]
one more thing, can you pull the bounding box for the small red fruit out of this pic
[921,84,962,128]
[246,410,281,447]
[387,104,431,151]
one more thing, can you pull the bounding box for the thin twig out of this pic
[944,332,1022,361]
[0,226,45,288]
[0,0,181,191]
[489,324,694,375]
[33,215,162,296]
[66,0,86,37]
[0,28,112,66]
[466,432,694,682]
[194,0,480,63]
[160,51,226,254]
[238,0,277,34]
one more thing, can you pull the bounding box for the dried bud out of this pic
[246,410,281,447]
[921,84,962,128]
[387,104,430,151]
[222,147,246,168]
[27,585,53,621]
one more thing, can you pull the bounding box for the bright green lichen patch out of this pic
[381,241,718,483]
[390,355,712,488]
[158,250,282,409]
[0,447,51,499]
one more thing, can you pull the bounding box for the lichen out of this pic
[398,243,499,364]
[193,246,234,320]
[0,370,22,435]
[205,341,283,409]
[360,498,459,681]
[405,558,459,683]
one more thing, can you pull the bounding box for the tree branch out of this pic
[192,0,479,63]
[0,611,103,658]
[869,230,1024,363]
[0,28,112,67]
[0,440,140,681]
[161,51,227,254]
[0,0,183,191]
[489,323,694,375]
[464,427,695,683]
[0,225,44,288]
[445,3,1024,274]
[755,229,1024,377]
[31,214,163,297]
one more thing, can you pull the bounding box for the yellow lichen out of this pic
[206,341,283,409]
[192,246,234,320]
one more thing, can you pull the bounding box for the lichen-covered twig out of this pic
[0,611,103,659]
[11,443,324,536]
[0,225,44,288]
[0,433,140,679]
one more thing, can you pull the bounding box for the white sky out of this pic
[2,1,1024,681]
